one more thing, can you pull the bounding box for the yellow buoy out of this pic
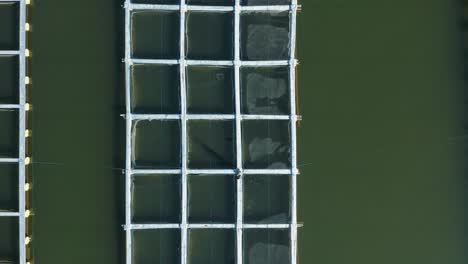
[25,157,31,165]
[25,183,30,191]
[25,236,31,245]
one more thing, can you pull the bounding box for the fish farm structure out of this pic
[124,0,300,264]
[0,0,29,264]
[0,0,300,263]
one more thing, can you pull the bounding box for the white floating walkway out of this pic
[124,1,299,264]
[0,0,28,264]
[131,58,296,66]
[130,113,297,120]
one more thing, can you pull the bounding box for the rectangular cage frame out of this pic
[124,1,299,264]
[0,0,27,264]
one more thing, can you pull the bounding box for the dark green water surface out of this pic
[298,0,467,263]
[30,0,124,263]
[20,0,468,263]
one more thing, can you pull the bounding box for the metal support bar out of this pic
[0,50,20,55]
[233,1,243,264]
[179,2,189,264]
[129,3,293,12]
[131,58,295,67]
[0,212,20,217]
[124,2,132,264]
[131,169,299,175]
[19,1,27,264]
[0,158,20,163]
[130,113,297,121]
[0,104,20,109]
[289,2,299,264]
[126,223,292,230]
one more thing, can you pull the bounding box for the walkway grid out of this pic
[0,0,28,264]
[124,1,299,263]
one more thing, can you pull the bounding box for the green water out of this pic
[30,0,124,263]
[0,0,460,263]
[0,2,18,51]
[297,0,466,263]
